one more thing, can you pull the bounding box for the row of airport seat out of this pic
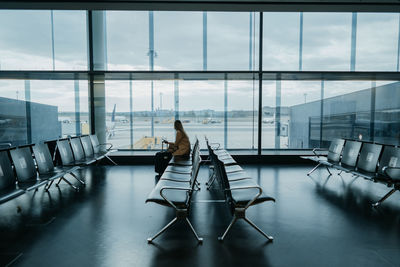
[206,138,275,241]
[303,138,400,207]
[146,138,203,243]
[0,134,114,206]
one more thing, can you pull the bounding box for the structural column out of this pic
[203,12,207,70]
[89,11,107,145]
[174,74,179,120]
[149,11,155,137]
[350,12,357,71]
[74,78,81,135]
[224,76,228,149]
[129,79,134,148]
[275,80,281,149]
[24,80,32,143]
[299,12,303,71]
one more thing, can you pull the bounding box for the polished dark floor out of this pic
[1,164,400,267]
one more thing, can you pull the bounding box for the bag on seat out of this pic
[155,143,172,175]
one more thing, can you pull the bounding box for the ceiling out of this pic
[0,0,399,12]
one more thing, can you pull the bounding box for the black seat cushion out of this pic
[146,180,190,208]
[160,172,191,182]
[165,165,192,174]
[301,156,327,163]
[169,157,192,166]
[226,171,252,181]
[225,165,243,173]
[228,179,275,206]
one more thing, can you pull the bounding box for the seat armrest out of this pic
[383,166,400,178]
[98,143,114,151]
[160,186,192,210]
[210,143,221,150]
[225,186,263,210]
[312,148,325,157]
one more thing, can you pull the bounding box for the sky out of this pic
[0,10,399,112]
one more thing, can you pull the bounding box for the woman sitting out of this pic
[164,120,191,159]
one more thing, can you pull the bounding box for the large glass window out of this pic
[1,10,400,152]
[302,13,351,71]
[261,80,400,151]
[356,13,399,71]
[0,10,87,70]
[0,79,88,146]
[263,12,300,71]
[106,11,149,70]
[155,12,203,70]
[104,78,258,150]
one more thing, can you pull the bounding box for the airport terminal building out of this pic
[0,1,400,266]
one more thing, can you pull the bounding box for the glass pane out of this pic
[53,11,88,70]
[0,10,52,70]
[105,80,175,149]
[0,10,87,70]
[227,80,258,149]
[155,12,202,70]
[356,13,399,71]
[208,12,259,70]
[322,81,372,146]
[262,80,276,149]
[302,13,351,71]
[179,80,225,149]
[106,11,149,70]
[263,12,299,71]
[374,81,400,146]
[0,80,27,146]
[0,79,88,147]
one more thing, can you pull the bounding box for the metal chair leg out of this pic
[372,188,397,208]
[307,163,322,176]
[68,172,85,186]
[45,180,55,192]
[60,177,79,191]
[243,217,273,241]
[206,170,215,186]
[105,155,118,166]
[325,166,332,176]
[207,174,217,190]
[147,217,178,243]
[218,216,237,241]
[185,218,203,243]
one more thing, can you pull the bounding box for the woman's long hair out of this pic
[174,120,188,138]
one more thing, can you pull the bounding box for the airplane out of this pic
[0,119,12,125]
[106,104,117,139]
[262,118,274,124]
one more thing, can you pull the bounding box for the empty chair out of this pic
[146,148,203,243]
[0,151,25,204]
[206,140,249,190]
[70,137,97,166]
[56,139,87,188]
[332,140,362,173]
[81,136,97,160]
[32,143,80,191]
[9,147,48,191]
[214,157,275,241]
[305,138,345,176]
[372,146,400,207]
[351,143,383,179]
[89,134,117,165]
